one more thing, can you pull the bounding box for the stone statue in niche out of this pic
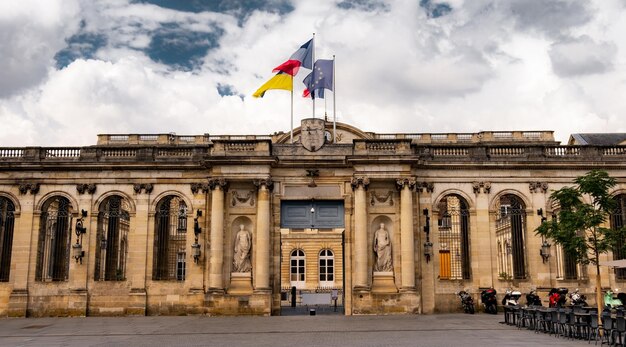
[233,224,252,273]
[373,223,393,272]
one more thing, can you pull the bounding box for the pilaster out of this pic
[396,178,416,291]
[253,178,273,292]
[351,177,369,290]
[208,178,227,292]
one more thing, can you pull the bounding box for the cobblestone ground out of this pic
[0,313,597,347]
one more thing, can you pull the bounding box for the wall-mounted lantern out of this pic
[72,209,88,264]
[192,209,202,263]
[423,208,433,263]
[424,241,433,263]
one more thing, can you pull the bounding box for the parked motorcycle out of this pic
[481,288,498,314]
[569,288,588,307]
[457,290,475,314]
[525,290,542,306]
[548,287,568,308]
[502,289,522,307]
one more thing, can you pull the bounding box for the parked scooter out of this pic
[548,288,568,308]
[502,289,522,307]
[525,290,542,306]
[481,288,498,314]
[604,289,623,309]
[569,288,588,307]
[457,290,475,314]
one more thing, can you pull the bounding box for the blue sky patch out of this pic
[146,23,224,71]
[337,0,389,11]
[54,21,107,69]
[217,83,242,99]
[420,0,452,18]
[134,0,294,19]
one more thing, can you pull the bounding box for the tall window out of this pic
[437,195,470,280]
[153,196,187,281]
[319,249,334,287]
[36,196,72,281]
[612,194,626,280]
[0,197,16,282]
[495,194,526,279]
[290,249,305,288]
[95,196,130,281]
[551,211,585,280]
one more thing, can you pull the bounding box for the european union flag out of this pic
[302,59,334,99]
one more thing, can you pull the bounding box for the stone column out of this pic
[253,178,273,291]
[208,178,227,292]
[351,177,369,289]
[397,178,416,291]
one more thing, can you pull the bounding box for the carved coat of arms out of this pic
[300,118,325,152]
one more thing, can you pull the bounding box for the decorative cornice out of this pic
[396,177,417,191]
[416,181,434,193]
[133,183,153,194]
[208,178,228,190]
[350,177,370,191]
[529,181,548,193]
[472,181,491,194]
[76,184,97,195]
[253,177,274,191]
[18,183,39,195]
[190,183,210,194]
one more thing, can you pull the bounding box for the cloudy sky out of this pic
[1,0,625,146]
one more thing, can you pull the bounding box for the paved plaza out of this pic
[0,313,595,347]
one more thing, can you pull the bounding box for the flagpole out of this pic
[290,75,294,143]
[312,33,316,119]
[332,55,336,143]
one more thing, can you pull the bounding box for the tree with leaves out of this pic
[536,170,626,322]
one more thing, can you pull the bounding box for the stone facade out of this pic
[0,120,625,317]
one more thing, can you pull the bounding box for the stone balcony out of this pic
[1,143,625,167]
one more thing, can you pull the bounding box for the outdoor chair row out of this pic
[504,306,626,346]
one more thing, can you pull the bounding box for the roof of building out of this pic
[569,133,626,145]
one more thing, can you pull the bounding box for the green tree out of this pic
[536,170,626,321]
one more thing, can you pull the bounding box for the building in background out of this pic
[1,119,625,317]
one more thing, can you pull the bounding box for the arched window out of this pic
[290,249,305,288]
[0,197,16,282]
[153,196,187,281]
[319,249,334,287]
[36,196,72,281]
[495,194,527,280]
[437,195,470,280]
[611,194,626,280]
[95,196,130,281]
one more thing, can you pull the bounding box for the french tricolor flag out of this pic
[272,39,313,76]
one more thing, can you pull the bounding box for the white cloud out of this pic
[1,0,626,147]
[549,35,616,77]
[0,0,81,97]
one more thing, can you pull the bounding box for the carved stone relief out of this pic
[529,182,548,193]
[18,183,39,195]
[370,190,394,206]
[472,181,491,194]
[133,183,153,194]
[231,190,255,207]
[76,184,97,195]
